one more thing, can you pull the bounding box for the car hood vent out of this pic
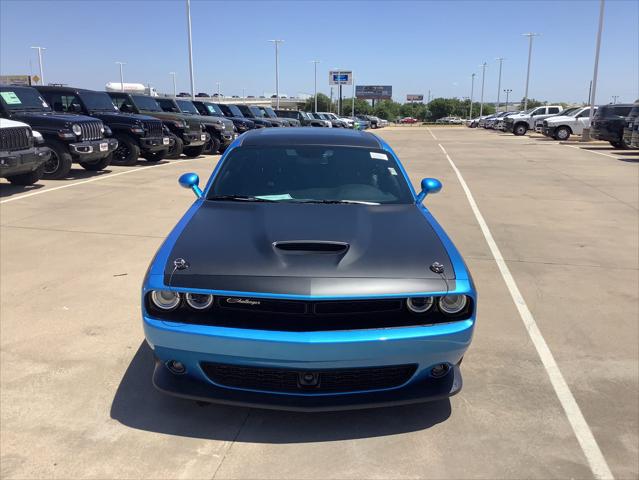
[273,241,349,254]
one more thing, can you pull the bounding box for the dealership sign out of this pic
[407,94,424,102]
[355,85,392,100]
[329,70,352,85]
[0,75,33,86]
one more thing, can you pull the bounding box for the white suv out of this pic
[542,106,597,141]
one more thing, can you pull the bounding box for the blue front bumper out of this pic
[143,313,475,411]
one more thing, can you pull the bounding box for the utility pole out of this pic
[479,62,487,117]
[585,0,605,141]
[522,32,540,110]
[268,40,284,109]
[186,0,195,99]
[469,73,476,119]
[496,57,505,112]
[329,87,333,113]
[427,89,431,104]
[352,73,355,116]
[30,46,45,85]
[115,62,125,91]
[311,60,320,112]
[504,89,512,111]
[169,72,177,98]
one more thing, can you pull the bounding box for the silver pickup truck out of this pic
[503,105,564,135]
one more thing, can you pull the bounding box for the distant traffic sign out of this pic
[329,70,352,85]
[356,85,392,100]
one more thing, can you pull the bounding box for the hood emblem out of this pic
[226,298,261,306]
[173,258,189,270]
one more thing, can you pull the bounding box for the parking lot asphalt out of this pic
[1,127,637,479]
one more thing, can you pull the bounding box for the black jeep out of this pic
[274,109,326,127]
[192,101,256,137]
[0,85,117,179]
[107,92,208,158]
[0,119,51,185]
[216,103,269,129]
[36,86,170,166]
[590,103,634,149]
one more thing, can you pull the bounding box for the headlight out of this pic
[100,125,105,134]
[185,293,214,310]
[407,297,434,314]
[71,124,82,136]
[32,130,44,145]
[130,125,145,135]
[438,295,468,315]
[172,120,186,129]
[104,125,112,136]
[150,290,181,311]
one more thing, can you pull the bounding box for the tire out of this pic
[183,145,205,158]
[203,136,221,155]
[555,126,571,141]
[79,153,112,171]
[112,135,140,166]
[218,143,229,154]
[166,136,184,159]
[6,164,45,185]
[42,140,73,179]
[610,140,628,149]
[141,149,167,162]
[513,123,528,136]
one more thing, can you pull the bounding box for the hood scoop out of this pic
[273,241,349,255]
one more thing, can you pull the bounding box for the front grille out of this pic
[80,121,103,141]
[186,120,201,134]
[0,126,31,151]
[201,362,417,394]
[143,120,163,137]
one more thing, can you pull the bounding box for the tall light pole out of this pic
[584,0,605,141]
[216,82,221,98]
[269,40,284,109]
[169,72,177,97]
[612,95,618,104]
[115,62,126,91]
[504,88,512,111]
[352,73,355,116]
[522,32,540,110]
[311,60,320,112]
[469,73,476,119]
[495,57,505,112]
[479,62,487,117]
[185,0,195,99]
[30,46,45,85]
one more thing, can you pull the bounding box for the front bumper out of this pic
[0,146,50,177]
[140,136,171,152]
[143,312,474,411]
[543,126,557,137]
[69,138,118,160]
[182,132,208,146]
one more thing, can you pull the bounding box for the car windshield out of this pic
[79,91,118,112]
[205,103,223,116]
[563,107,580,116]
[262,107,278,118]
[132,95,162,112]
[0,88,51,111]
[249,106,266,118]
[225,104,243,117]
[176,100,200,114]
[208,146,414,205]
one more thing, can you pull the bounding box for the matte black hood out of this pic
[164,202,454,296]
[10,111,98,129]
[89,111,159,125]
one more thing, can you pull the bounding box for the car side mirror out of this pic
[178,172,202,198]
[416,177,442,204]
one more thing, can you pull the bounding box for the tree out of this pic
[337,97,373,116]
[519,98,544,110]
[303,93,332,112]
[373,100,402,121]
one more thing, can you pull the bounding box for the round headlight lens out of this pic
[150,290,181,310]
[438,295,468,315]
[71,124,82,136]
[185,293,214,310]
[406,297,434,314]
[100,125,105,134]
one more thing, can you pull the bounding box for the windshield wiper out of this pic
[294,199,380,205]
[207,195,277,202]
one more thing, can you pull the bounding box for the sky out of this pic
[1,0,637,105]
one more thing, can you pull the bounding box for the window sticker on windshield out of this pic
[286,149,297,156]
[255,194,293,201]
[388,167,398,176]
[0,91,21,105]
[370,152,388,160]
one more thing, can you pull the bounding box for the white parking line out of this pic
[562,144,630,160]
[0,160,182,205]
[438,142,614,480]
[426,127,438,140]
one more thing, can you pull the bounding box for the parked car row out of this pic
[466,100,639,149]
[1,83,388,185]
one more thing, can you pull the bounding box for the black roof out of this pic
[34,85,96,94]
[238,127,382,148]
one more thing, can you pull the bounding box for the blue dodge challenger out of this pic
[142,128,476,411]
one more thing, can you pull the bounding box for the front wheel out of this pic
[203,136,221,155]
[513,123,527,136]
[183,145,205,158]
[79,153,112,171]
[610,140,628,149]
[112,135,140,166]
[555,126,571,141]
[43,140,73,179]
[166,136,184,159]
[6,164,45,185]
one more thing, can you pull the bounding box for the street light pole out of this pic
[169,72,177,98]
[504,89,512,111]
[30,46,45,85]
[612,95,618,104]
[469,73,476,119]
[269,40,284,109]
[216,82,221,98]
[185,0,195,99]
[522,32,540,110]
[115,62,126,91]
[496,57,505,112]
[311,60,320,112]
[479,62,487,117]
[352,73,355,117]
